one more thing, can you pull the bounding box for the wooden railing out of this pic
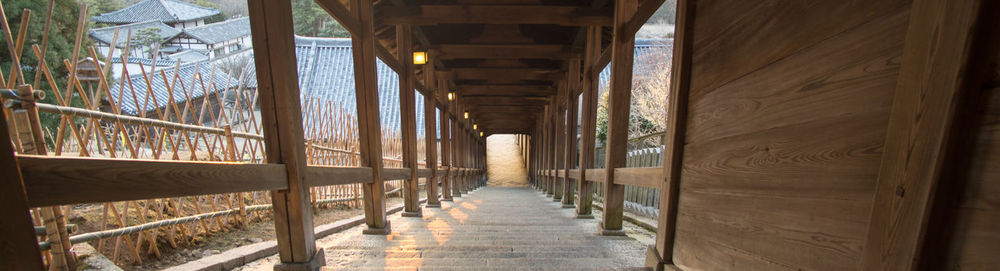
[18,154,479,208]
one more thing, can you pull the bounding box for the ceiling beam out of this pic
[462,96,550,105]
[377,5,612,26]
[450,68,563,81]
[431,44,575,60]
[457,85,556,96]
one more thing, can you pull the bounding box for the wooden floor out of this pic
[236,187,650,270]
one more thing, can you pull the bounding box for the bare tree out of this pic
[631,43,672,133]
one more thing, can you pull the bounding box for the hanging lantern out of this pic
[413,51,427,65]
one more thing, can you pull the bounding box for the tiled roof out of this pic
[92,0,220,25]
[180,17,250,45]
[241,36,423,134]
[110,56,175,67]
[293,36,421,134]
[89,20,181,47]
[111,62,239,115]
[168,50,209,63]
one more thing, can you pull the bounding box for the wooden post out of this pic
[600,0,637,236]
[423,79,440,208]
[439,84,453,201]
[247,0,323,267]
[451,104,463,198]
[14,85,77,270]
[552,83,566,202]
[576,26,600,219]
[546,98,556,196]
[862,0,986,269]
[396,25,421,217]
[562,59,581,208]
[647,0,691,267]
[347,0,389,234]
[0,96,45,271]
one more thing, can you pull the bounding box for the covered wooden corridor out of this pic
[3,0,1000,270]
[234,187,648,270]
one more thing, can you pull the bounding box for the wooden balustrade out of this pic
[17,153,478,209]
[538,167,660,188]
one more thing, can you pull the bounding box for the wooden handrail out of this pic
[613,167,662,188]
[16,155,452,207]
[305,166,373,187]
[540,167,661,188]
[382,168,410,181]
[19,155,288,207]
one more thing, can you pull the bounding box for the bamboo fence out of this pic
[0,2,423,267]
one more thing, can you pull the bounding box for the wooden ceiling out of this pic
[318,0,650,135]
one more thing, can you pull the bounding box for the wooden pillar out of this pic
[11,85,76,270]
[451,105,463,197]
[396,25,421,217]
[423,78,440,208]
[552,84,566,202]
[600,0,638,236]
[439,89,453,201]
[467,130,474,191]
[535,127,542,190]
[464,127,471,191]
[348,0,389,234]
[562,59,581,208]
[546,99,557,196]
[862,0,986,269]
[647,0,691,267]
[577,26,600,219]
[530,131,537,188]
[247,0,324,267]
[0,98,45,271]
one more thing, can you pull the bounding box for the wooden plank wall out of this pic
[922,3,1000,268]
[936,53,1000,269]
[671,0,912,269]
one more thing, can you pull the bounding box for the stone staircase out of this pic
[314,187,649,270]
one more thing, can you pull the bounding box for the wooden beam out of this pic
[19,156,288,207]
[562,59,581,208]
[862,0,986,269]
[577,26,601,218]
[305,166,374,187]
[563,66,581,208]
[382,168,411,181]
[423,55,441,207]
[552,83,566,201]
[439,77,453,201]
[378,5,612,26]
[461,96,550,106]
[622,0,668,35]
[431,44,574,60]
[650,0,691,267]
[397,24,422,217]
[0,107,44,270]
[451,100,464,197]
[451,68,563,81]
[314,0,360,35]
[351,0,390,234]
[247,0,321,266]
[457,85,555,97]
[599,0,637,236]
[424,93,441,207]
